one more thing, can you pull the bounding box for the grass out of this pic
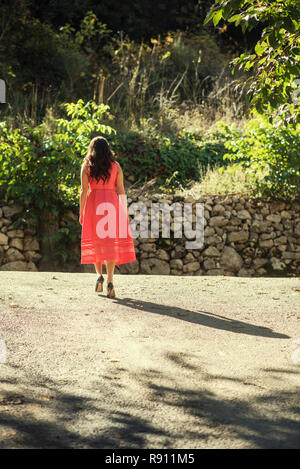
[126,162,267,200]
[175,163,267,198]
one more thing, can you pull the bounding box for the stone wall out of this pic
[118,193,300,277]
[0,203,41,271]
[1,195,300,276]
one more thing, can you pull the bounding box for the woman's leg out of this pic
[106,259,116,284]
[94,262,103,276]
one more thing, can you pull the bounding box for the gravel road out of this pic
[0,271,299,449]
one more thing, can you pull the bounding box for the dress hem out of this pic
[81,255,136,266]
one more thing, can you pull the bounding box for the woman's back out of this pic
[87,161,118,191]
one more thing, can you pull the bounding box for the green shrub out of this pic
[110,125,232,187]
[0,100,115,212]
[221,115,300,200]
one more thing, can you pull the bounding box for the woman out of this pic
[79,136,136,298]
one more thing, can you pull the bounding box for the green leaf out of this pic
[203,7,216,25]
[255,42,267,56]
[228,14,242,23]
[213,10,223,27]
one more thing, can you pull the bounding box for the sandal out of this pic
[107,282,116,298]
[95,275,104,292]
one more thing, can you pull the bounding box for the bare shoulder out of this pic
[115,160,123,172]
[81,160,89,173]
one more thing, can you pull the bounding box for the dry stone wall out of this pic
[119,194,300,277]
[1,195,299,276]
[0,203,41,272]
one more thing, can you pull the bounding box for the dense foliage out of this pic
[0,100,115,215]
[0,100,231,209]
[0,1,253,127]
[221,116,300,200]
[205,0,300,126]
[1,99,298,213]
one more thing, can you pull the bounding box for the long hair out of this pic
[84,136,115,183]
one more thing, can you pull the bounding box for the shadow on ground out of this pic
[0,354,299,449]
[102,296,290,339]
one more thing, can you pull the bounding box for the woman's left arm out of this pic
[79,164,89,224]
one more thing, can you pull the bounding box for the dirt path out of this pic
[0,272,299,449]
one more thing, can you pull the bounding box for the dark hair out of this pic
[84,136,115,183]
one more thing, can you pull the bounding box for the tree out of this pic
[28,0,211,40]
[204,0,300,126]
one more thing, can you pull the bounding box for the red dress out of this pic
[81,161,136,265]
